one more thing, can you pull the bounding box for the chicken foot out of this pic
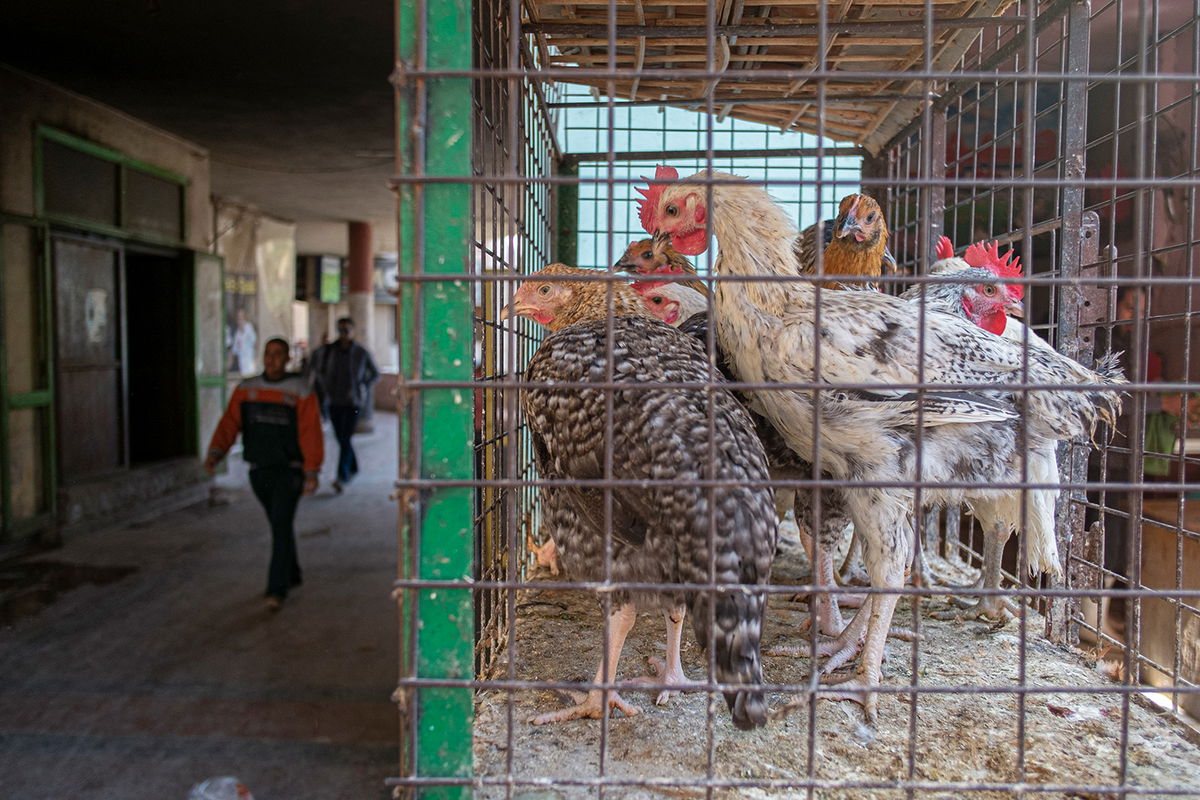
[528,535,561,576]
[819,498,913,723]
[933,521,1017,622]
[624,605,700,705]
[532,602,642,724]
[818,590,903,723]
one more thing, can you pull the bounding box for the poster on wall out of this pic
[374,252,399,304]
[319,255,342,303]
[224,272,258,376]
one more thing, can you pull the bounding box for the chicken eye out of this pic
[666,204,678,216]
[866,212,877,223]
[651,296,663,304]
[538,285,551,295]
[642,250,653,259]
[982,285,997,296]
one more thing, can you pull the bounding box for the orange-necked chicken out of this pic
[639,169,1124,721]
[501,264,777,730]
[793,192,898,289]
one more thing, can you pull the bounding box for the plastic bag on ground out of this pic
[188,776,254,800]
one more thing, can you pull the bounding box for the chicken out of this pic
[500,263,778,729]
[629,280,709,326]
[639,169,1124,720]
[615,233,711,297]
[909,239,1122,621]
[793,193,898,289]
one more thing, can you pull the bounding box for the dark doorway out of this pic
[124,250,195,464]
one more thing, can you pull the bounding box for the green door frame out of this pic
[193,251,226,455]
[396,0,475,795]
[0,212,58,541]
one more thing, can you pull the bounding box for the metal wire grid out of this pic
[557,85,864,271]
[1076,0,1200,717]
[470,0,558,678]
[392,0,1200,796]
[882,0,1083,633]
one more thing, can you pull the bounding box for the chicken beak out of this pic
[1005,298,1025,318]
[499,296,527,321]
[837,216,863,239]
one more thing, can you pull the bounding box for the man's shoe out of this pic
[332,480,344,494]
[265,595,284,612]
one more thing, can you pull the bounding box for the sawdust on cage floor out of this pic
[472,525,1200,800]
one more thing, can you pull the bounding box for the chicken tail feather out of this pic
[691,588,770,730]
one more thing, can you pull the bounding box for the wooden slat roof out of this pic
[525,0,1017,155]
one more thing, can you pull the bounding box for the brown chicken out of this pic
[615,235,711,297]
[793,193,897,290]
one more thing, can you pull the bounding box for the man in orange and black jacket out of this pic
[205,337,323,611]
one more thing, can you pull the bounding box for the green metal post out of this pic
[555,160,579,267]
[396,0,474,797]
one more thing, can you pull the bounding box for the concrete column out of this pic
[347,221,375,429]
[347,221,374,354]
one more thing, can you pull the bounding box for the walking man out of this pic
[313,317,379,493]
[205,338,323,611]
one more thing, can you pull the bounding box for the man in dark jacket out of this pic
[313,317,379,492]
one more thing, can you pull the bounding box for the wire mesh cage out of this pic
[392,0,1200,797]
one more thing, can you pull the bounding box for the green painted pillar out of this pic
[555,160,579,267]
[395,0,474,797]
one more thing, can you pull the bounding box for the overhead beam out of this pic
[524,17,1031,39]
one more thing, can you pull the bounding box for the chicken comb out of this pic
[935,235,955,261]
[635,165,679,234]
[964,240,1024,300]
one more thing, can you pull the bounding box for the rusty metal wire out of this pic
[393,0,1200,797]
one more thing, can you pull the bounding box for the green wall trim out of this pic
[36,125,191,186]
[7,390,52,409]
[0,216,56,538]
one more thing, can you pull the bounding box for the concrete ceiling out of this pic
[1,1,396,225]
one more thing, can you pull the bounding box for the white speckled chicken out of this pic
[639,170,1125,720]
[501,264,778,730]
[905,239,1124,621]
[624,207,898,641]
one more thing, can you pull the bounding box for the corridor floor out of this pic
[0,413,400,799]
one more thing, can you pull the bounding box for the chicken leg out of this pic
[817,496,913,723]
[532,602,642,724]
[836,529,871,587]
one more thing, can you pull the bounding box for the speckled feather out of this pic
[899,267,1126,575]
[677,312,852,552]
[523,315,778,729]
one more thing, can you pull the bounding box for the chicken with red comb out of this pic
[634,165,680,239]
[963,239,1024,301]
[639,169,1125,720]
